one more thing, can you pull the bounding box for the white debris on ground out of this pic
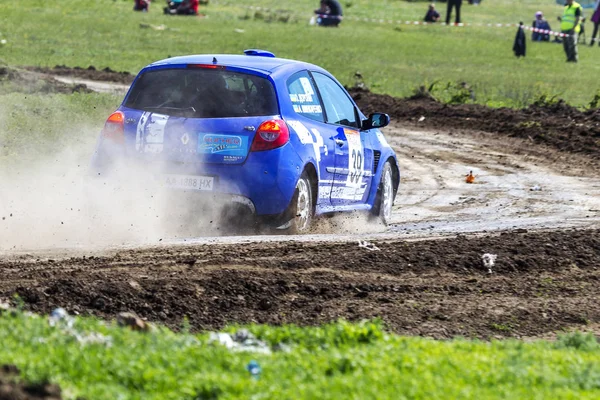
[73,331,113,347]
[482,253,498,274]
[209,329,274,354]
[3,305,281,352]
[48,307,73,328]
[47,307,113,347]
[358,240,380,251]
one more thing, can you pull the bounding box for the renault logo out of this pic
[181,133,190,145]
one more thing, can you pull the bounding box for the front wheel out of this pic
[371,161,395,225]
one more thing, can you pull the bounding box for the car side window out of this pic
[286,71,324,123]
[311,72,359,128]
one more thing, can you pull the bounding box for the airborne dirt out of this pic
[0,66,599,340]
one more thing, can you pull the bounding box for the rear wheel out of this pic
[372,161,395,225]
[283,172,313,234]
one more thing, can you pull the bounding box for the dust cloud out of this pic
[309,211,386,235]
[0,127,221,252]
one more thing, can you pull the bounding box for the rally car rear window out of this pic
[124,68,279,118]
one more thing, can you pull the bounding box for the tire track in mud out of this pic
[388,126,600,235]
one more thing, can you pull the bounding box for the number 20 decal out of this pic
[344,129,364,188]
[350,149,363,184]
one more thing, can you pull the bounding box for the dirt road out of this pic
[1,66,599,339]
[2,120,599,339]
[390,126,600,235]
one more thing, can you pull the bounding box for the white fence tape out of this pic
[240,4,520,27]
[524,25,569,38]
[224,3,580,39]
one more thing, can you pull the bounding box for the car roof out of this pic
[147,54,311,74]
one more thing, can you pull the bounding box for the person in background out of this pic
[532,11,552,41]
[445,0,462,25]
[558,0,583,62]
[164,0,198,15]
[424,4,441,23]
[314,0,343,27]
[590,0,600,46]
[133,0,150,12]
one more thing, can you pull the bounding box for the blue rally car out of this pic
[92,50,399,233]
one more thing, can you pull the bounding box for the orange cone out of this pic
[465,171,475,184]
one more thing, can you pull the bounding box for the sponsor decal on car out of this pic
[136,112,169,154]
[199,134,243,153]
[288,120,328,163]
[330,184,367,201]
[198,134,248,162]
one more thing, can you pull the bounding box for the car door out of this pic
[311,72,372,208]
[284,71,336,210]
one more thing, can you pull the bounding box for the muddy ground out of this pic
[1,229,599,340]
[1,65,599,340]
[349,87,600,163]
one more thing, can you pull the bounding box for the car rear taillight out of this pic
[250,119,290,152]
[102,111,124,144]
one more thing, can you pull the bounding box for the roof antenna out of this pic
[212,56,218,64]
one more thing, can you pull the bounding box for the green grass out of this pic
[1,0,600,106]
[0,93,119,164]
[2,311,600,399]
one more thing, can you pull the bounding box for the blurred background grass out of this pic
[1,0,599,107]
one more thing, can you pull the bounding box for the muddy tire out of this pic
[371,161,395,225]
[284,172,314,234]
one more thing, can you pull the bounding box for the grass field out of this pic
[0,93,117,162]
[2,2,600,397]
[1,0,600,107]
[2,311,600,399]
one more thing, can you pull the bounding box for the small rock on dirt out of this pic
[116,312,150,332]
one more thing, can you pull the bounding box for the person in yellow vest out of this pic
[558,0,583,62]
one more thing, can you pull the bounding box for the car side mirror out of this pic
[362,113,390,130]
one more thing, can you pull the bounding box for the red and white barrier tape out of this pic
[229,3,580,37]
[239,4,522,26]
[523,25,576,38]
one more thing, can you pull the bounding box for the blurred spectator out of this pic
[590,0,600,46]
[532,11,552,41]
[164,0,199,15]
[133,0,150,12]
[445,0,462,25]
[314,0,343,27]
[424,4,441,23]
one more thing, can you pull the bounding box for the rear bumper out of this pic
[92,142,303,216]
